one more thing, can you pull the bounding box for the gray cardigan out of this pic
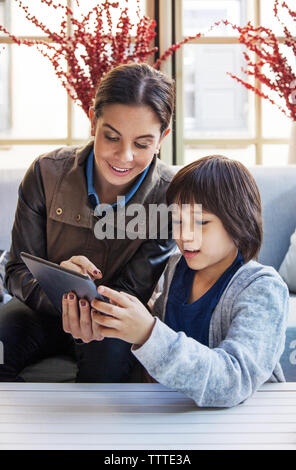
[132,253,289,408]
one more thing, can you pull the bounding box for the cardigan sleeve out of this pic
[132,272,289,408]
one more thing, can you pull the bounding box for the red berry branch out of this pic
[0,0,201,116]
[212,1,296,121]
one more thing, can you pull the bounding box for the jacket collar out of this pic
[76,139,94,166]
[49,141,95,229]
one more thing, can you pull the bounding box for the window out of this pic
[0,0,148,169]
[0,0,10,133]
[173,0,294,166]
[1,0,294,169]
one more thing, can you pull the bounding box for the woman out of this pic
[0,63,176,382]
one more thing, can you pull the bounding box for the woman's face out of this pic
[172,203,238,276]
[89,104,166,188]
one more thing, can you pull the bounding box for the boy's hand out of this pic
[91,286,156,347]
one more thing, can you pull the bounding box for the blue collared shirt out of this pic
[86,148,150,210]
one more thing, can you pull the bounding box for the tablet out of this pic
[20,252,108,313]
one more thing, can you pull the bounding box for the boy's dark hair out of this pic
[166,155,263,263]
[93,63,175,135]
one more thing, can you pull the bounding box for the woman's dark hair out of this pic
[93,63,175,134]
[166,155,263,263]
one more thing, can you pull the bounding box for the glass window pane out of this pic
[72,102,91,140]
[260,0,295,36]
[184,145,256,167]
[262,144,289,166]
[0,145,61,170]
[0,45,67,140]
[0,1,4,23]
[0,37,10,133]
[262,100,292,139]
[183,0,251,37]
[0,0,8,36]
[262,45,296,138]
[3,0,146,37]
[9,0,65,36]
[183,44,255,139]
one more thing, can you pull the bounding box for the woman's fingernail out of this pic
[69,294,74,300]
[80,300,86,307]
[93,269,101,275]
[64,294,68,300]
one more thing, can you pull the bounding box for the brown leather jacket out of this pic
[5,140,176,316]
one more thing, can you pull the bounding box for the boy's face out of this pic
[172,203,238,275]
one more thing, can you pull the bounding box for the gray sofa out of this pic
[1,165,296,382]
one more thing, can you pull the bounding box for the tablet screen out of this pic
[20,252,106,312]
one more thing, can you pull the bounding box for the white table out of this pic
[0,382,295,450]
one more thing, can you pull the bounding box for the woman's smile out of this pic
[107,161,134,177]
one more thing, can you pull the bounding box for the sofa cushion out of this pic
[0,260,3,303]
[19,354,144,383]
[0,168,26,251]
[249,166,296,271]
[280,294,296,382]
[19,355,78,383]
[0,250,9,303]
[279,228,296,293]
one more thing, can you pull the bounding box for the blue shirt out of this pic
[164,251,244,346]
[86,148,150,210]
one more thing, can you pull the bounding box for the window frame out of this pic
[0,0,292,166]
[0,0,154,148]
[172,0,291,166]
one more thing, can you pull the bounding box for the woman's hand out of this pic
[62,292,104,343]
[91,286,156,347]
[60,255,103,281]
[60,255,103,342]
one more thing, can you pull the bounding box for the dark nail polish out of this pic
[69,294,74,300]
[64,294,68,299]
[80,301,86,306]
